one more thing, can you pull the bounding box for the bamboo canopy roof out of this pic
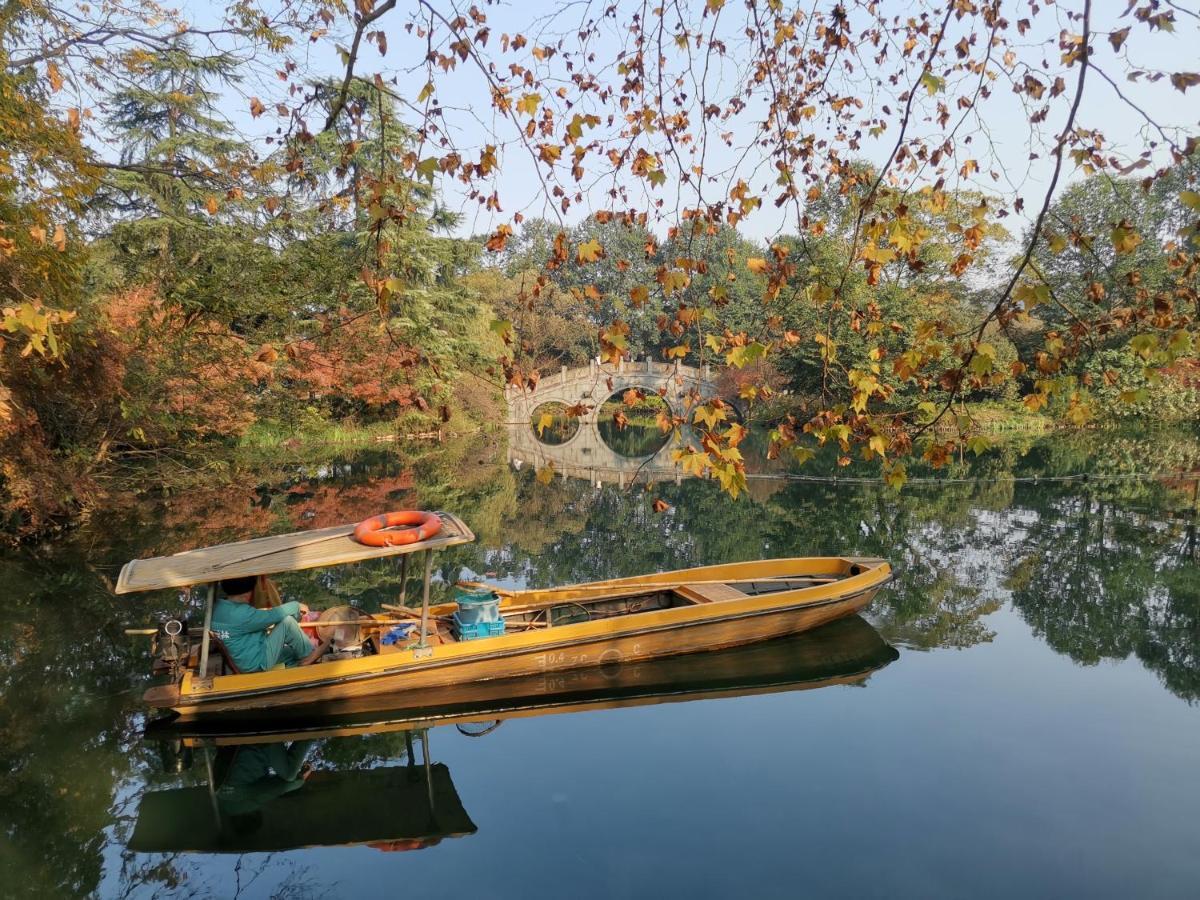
[115,512,474,594]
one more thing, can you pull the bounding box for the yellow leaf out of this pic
[576,238,604,263]
[1180,190,1200,211]
[694,402,727,430]
[664,343,690,360]
[1110,221,1142,254]
[629,285,649,306]
[205,195,219,216]
[746,257,768,273]
[52,225,66,252]
[536,412,555,436]
[517,93,542,116]
[660,269,690,295]
[47,62,63,92]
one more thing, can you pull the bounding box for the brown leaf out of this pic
[651,498,671,514]
[1170,72,1200,93]
[52,224,66,252]
[1108,28,1130,52]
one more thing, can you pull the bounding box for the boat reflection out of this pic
[129,729,474,854]
[132,615,897,855]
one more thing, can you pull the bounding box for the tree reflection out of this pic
[0,426,1197,896]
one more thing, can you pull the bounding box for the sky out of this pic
[103,1,1200,245]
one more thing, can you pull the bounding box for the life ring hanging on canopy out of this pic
[352,510,442,547]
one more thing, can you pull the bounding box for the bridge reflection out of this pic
[506,421,697,487]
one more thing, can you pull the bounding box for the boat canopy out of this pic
[115,512,475,594]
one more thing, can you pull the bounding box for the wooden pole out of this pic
[202,742,221,829]
[421,729,435,814]
[198,583,216,678]
[399,553,409,606]
[418,549,433,648]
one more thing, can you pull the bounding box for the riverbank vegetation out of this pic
[2,1,1198,538]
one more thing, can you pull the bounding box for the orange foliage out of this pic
[101,287,267,441]
[280,313,426,415]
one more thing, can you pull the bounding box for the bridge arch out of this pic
[506,358,730,432]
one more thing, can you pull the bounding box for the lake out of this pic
[1,425,1198,898]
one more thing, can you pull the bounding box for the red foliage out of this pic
[102,287,267,441]
[281,312,426,414]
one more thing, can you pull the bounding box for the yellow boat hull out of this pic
[148,556,892,717]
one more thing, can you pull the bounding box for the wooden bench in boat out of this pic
[677,583,748,603]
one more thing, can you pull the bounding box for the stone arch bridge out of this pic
[504,358,725,428]
[504,358,733,487]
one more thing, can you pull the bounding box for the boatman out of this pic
[212,576,328,673]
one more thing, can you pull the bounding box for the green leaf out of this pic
[919,70,945,95]
[726,341,767,369]
[966,435,992,456]
[489,319,513,343]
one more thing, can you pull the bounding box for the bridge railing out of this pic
[505,357,712,401]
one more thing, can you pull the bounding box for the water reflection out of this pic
[507,420,689,486]
[131,617,896,858]
[1,426,1198,897]
[130,735,475,855]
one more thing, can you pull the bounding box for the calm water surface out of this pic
[1,426,1198,899]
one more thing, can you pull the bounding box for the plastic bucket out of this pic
[454,586,501,624]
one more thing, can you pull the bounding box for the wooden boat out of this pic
[118,511,893,718]
[145,614,900,741]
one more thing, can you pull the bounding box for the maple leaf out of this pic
[659,268,690,295]
[693,401,727,430]
[726,341,767,369]
[651,498,671,514]
[884,464,907,489]
[1110,221,1142,254]
[576,239,604,263]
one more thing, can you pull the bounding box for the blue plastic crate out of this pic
[452,612,506,641]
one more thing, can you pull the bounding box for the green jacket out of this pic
[211,599,302,673]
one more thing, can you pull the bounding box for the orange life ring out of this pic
[352,510,442,547]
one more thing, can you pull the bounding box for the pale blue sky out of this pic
[126,1,1200,244]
